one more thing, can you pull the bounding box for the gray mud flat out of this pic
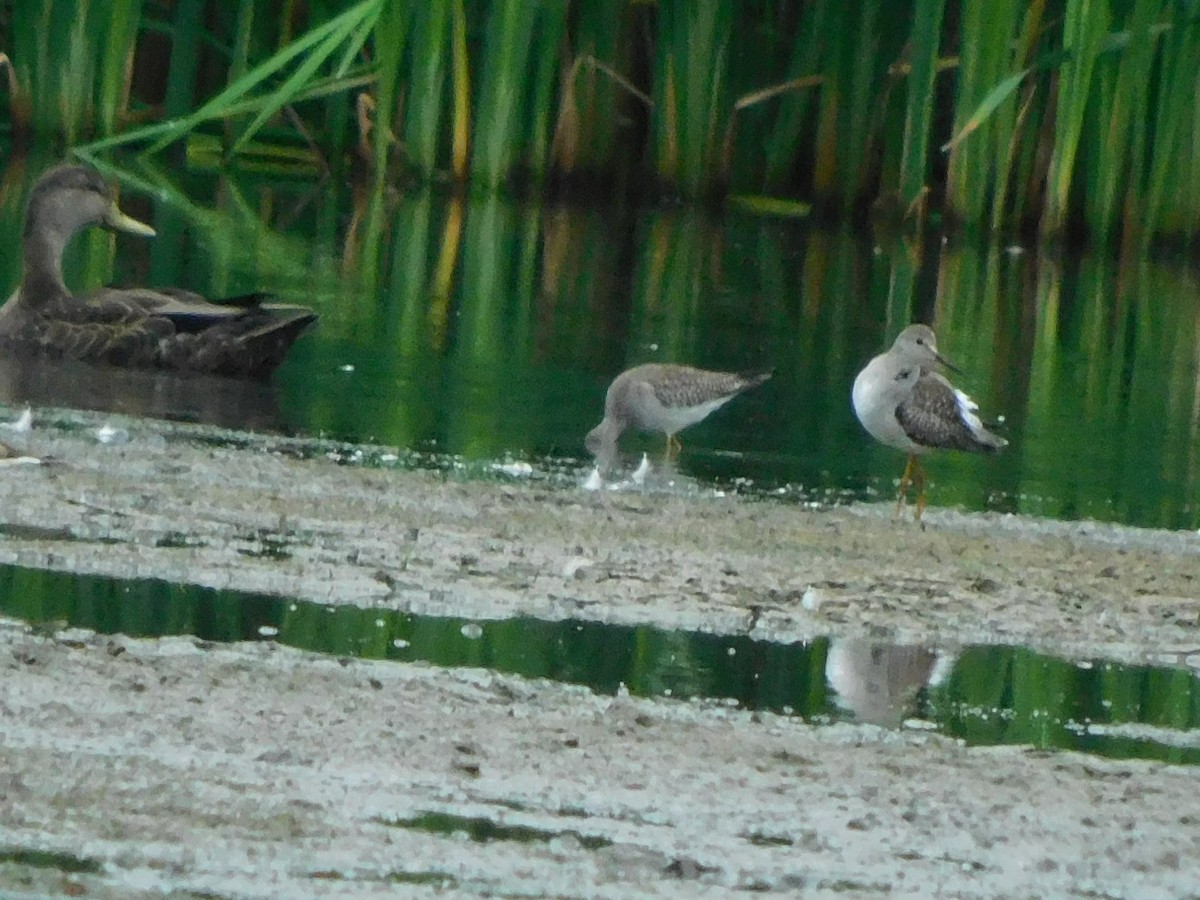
[1,409,1199,897]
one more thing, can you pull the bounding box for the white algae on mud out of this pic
[0,407,1199,896]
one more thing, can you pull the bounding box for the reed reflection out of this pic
[3,563,1198,765]
[0,161,1198,528]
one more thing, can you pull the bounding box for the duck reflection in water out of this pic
[0,354,288,433]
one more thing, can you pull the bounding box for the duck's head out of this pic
[23,164,156,244]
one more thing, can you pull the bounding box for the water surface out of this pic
[2,161,1199,769]
[2,160,1199,530]
[3,564,1198,767]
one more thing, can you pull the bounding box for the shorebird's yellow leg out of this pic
[912,458,928,523]
[665,433,682,462]
[895,454,916,515]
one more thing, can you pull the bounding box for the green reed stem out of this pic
[652,0,734,199]
[1042,0,1109,239]
[404,1,450,175]
[946,0,1022,228]
[1142,13,1200,243]
[371,0,410,182]
[896,0,946,223]
[470,0,545,189]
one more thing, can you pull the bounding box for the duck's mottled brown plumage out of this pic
[0,164,316,379]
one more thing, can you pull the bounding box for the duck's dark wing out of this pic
[85,287,262,326]
[159,305,318,378]
[20,291,176,365]
[125,288,276,315]
[895,373,1006,453]
[29,288,317,378]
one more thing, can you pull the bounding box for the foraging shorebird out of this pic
[851,324,1006,521]
[585,363,772,470]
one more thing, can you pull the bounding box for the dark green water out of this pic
[2,162,1199,769]
[2,160,1199,530]
[2,564,1198,767]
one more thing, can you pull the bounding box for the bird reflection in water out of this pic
[0,353,289,433]
[824,639,955,727]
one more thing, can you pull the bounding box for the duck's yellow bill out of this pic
[104,203,156,238]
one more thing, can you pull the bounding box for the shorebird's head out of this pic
[891,324,959,373]
[585,418,621,472]
[24,164,156,246]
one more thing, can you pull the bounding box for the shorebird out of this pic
[585,363,772,471]
[851,324,1006,521]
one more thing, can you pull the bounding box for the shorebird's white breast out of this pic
[640,392,733,435]
[851,356,924,454]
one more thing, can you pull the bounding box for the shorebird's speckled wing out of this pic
[648,366,767,409]
[895,373,1004,454]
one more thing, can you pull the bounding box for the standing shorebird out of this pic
[851,324,1006,522]
[585,363,772,471]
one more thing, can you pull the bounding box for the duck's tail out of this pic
[235,307,319,378]
[169,307,318,379]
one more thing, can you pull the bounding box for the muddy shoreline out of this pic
[1,406,1199,896]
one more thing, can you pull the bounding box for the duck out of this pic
[0,163,317,379]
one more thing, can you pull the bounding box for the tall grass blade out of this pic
[990,80,1039,234]
[162,0,205,126]
[370,0,410,182]
[1042,0,1110,238]
[470,0,543,188]
[95,0,144,136]
[1142,9,1200,244]
[9,0,140,141]
[651,0,734,198]
[948,0,1046,233]
[761,0,832,192]
[523,3,569,186]
[943,69,1029,155]
[1088,0,1163,246]
[551,0,623,177]
[404,1,451,175]
[229,2,383,155]
[896,0,946,225]
[450,0,471,180]
[75,0,384,156]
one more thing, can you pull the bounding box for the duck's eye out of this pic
[894,368,912,382]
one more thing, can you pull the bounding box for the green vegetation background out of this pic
[3,0,1200,248]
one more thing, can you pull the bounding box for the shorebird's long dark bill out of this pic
[933,349,962,374]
